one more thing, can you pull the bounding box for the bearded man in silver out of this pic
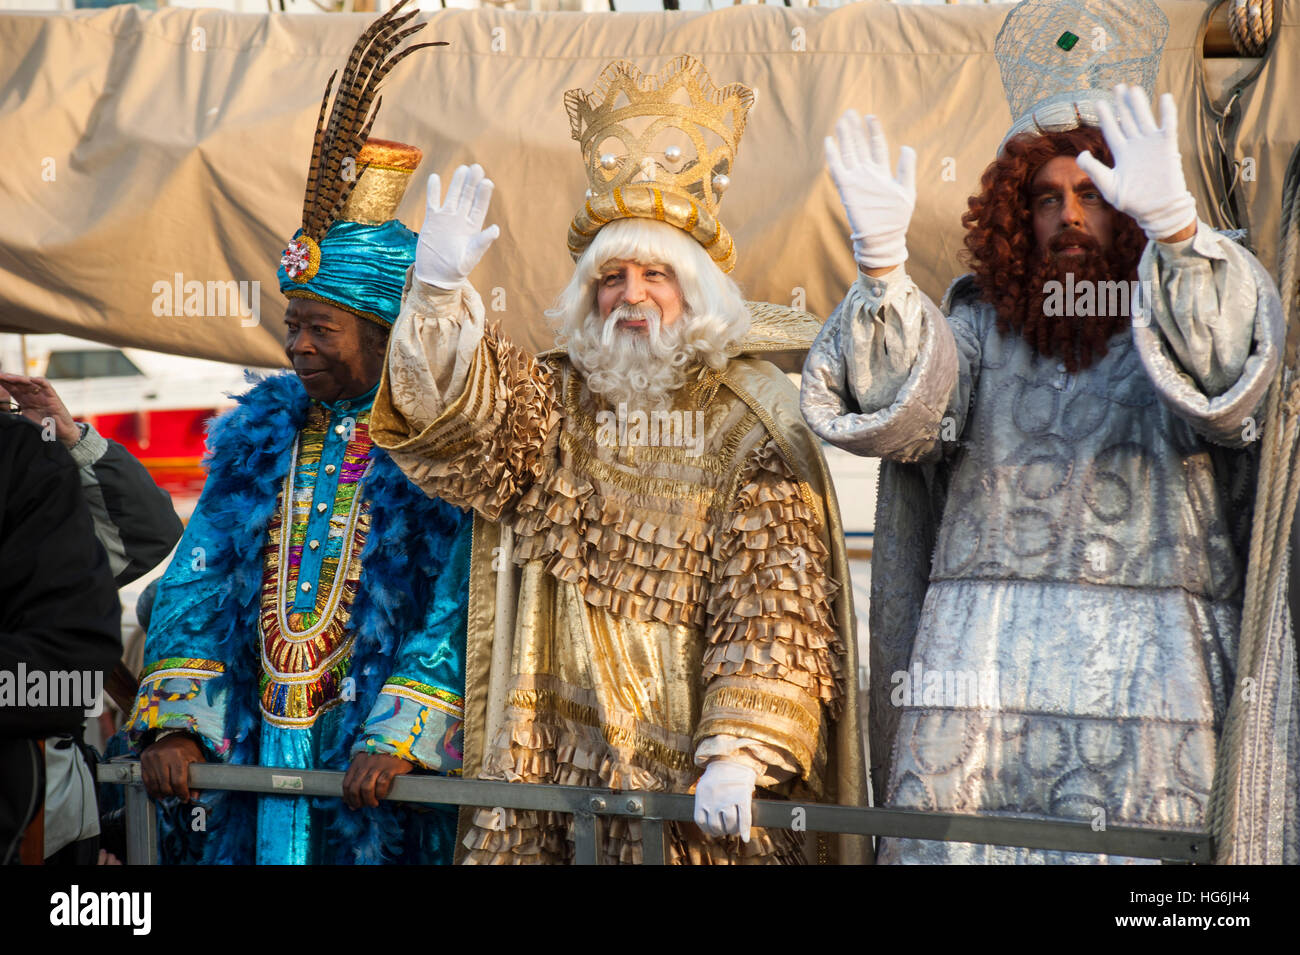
[801,0,1297,864]
[372,57,864,864]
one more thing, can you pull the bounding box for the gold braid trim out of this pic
[139,658,225,681]
[697,675,824,782]
[684,202,699,234]
[282,288,391,328]
[716,370,822,525]
[701,685,821,738]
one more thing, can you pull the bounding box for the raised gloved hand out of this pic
[415,163,500,290]
[824,109,917,270]
[693,759,758,842]
[1075,84,1198,242]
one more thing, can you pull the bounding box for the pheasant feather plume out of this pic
[299,0,443,243]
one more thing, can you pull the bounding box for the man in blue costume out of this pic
[127,4,471,864]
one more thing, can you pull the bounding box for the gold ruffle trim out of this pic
[511,466,719,630]
[703,441,845,715]
[410,323,561,522]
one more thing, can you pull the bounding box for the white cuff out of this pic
[695,735,799,788]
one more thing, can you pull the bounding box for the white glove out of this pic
[824,110,916,270]
[1075,85,1198,241]
[415,164,500,290]
[693,759,758,842]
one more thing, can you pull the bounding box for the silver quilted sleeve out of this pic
[801,268,969,463]
[1133,223,1283,447]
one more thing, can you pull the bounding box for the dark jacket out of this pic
[0,415,120,863]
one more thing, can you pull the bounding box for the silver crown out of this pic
[996,0,1168,145]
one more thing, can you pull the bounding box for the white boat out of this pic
[3,333,273,505]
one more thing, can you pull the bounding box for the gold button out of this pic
[325,464,336,475]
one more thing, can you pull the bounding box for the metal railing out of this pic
[98,759,1212,864]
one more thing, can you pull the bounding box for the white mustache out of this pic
[602,302,662,346]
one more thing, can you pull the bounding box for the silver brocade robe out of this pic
[801,224,1287,863]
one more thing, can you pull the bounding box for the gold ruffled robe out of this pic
[372,281,866,864]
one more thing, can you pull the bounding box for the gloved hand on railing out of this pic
[693,758,758,842]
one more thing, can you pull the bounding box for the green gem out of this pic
[1057,31,1079,51]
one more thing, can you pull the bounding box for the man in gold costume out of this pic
[371,56,866,864]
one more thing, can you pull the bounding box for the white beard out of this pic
[563,302,722,410]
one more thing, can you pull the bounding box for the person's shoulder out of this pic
[0,412,70,465]
[0,411,40,439]
[722,354,798,395]
[717,357,808,443]
[941,274,983,313]
[941,274,1000,339]
[0,414,78,508]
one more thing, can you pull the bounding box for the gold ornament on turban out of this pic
[338,138,424,226]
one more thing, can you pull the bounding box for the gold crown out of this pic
[565,56,754,273]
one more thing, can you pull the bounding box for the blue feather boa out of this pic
[180,372,464,865]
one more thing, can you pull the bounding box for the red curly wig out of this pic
[961,127,1147,372]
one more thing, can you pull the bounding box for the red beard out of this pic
[1006,228,1137,373]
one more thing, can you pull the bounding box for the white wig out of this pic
[548,219,751,407]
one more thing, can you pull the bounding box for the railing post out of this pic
[573,796,602,865]
[641,818,668,865]
[124,782,158,866]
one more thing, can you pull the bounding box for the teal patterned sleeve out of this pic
[353,518,471,772]
[125,490,236,758]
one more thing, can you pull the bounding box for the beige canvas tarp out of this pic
[0,0,1290,367]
